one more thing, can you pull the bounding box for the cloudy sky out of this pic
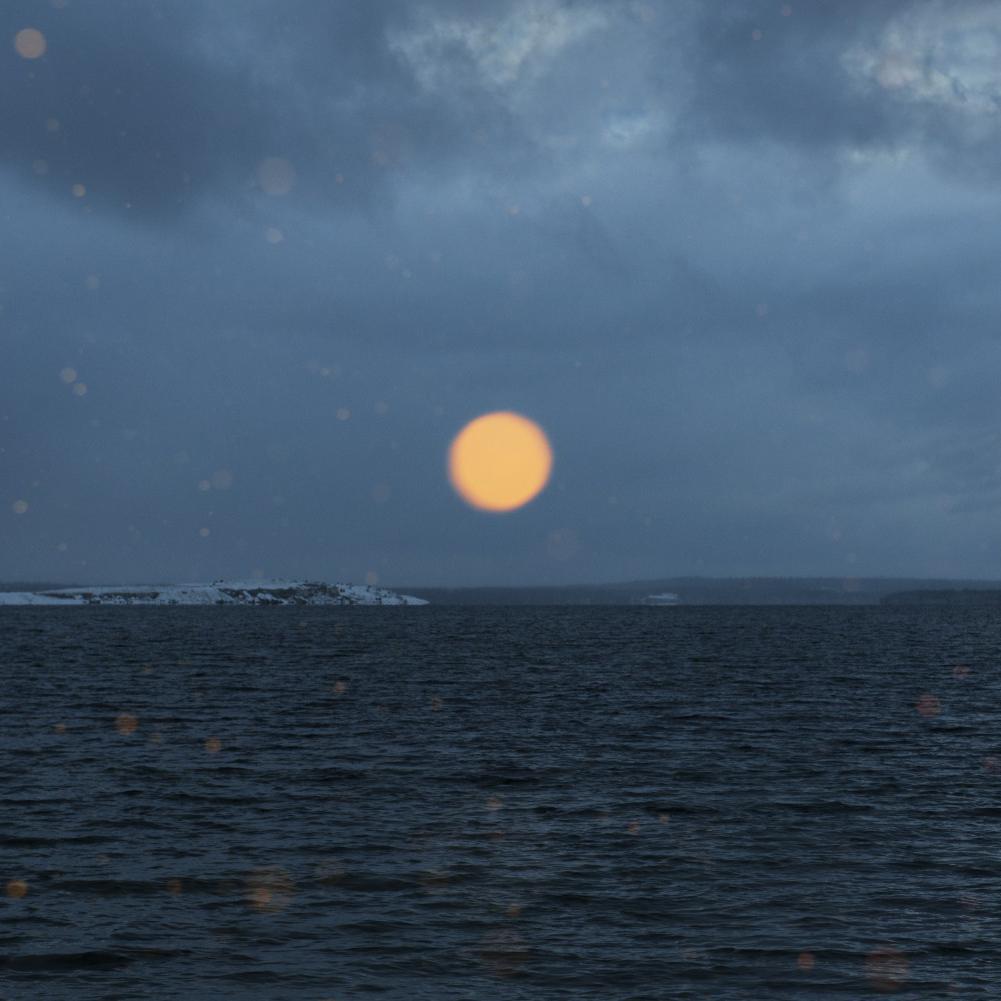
[3,0,1001,586]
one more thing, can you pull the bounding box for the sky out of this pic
[3,0,1001,587]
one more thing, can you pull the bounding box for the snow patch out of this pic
[0,580,429,607]
[0,591,83,605]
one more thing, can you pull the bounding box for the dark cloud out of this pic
[677,0,1001,184]
[0,0,536,221]
[2,1,245,216]
[679,1,911,145]
[4,0,1001,585]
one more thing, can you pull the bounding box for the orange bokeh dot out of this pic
[865,947,908,992]
[115,713,139,735]
[14,28,46,59]
[5,879,28,899]
[448,411,552,512]
[245,867,294,912]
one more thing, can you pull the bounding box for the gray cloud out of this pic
[0,0,539,222]
[4,0,1001,585]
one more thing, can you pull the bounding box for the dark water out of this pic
[2,606,1000,999]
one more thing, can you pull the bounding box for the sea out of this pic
[1,605,999,999]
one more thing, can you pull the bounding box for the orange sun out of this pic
[448,411,553,512]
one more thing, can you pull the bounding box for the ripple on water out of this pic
[1,605,999,997]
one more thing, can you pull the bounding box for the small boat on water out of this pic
[640,592,680,606]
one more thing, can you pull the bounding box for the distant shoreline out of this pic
[6,577,1001,607]
[880,589,1001,606]
[393,577,1001,606]
[0,579,427,607]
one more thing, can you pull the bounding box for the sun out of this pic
[448,411,553,512]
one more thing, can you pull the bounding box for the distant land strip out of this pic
[880,589,1001,606]
[396,577,1001,606]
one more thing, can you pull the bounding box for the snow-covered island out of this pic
[0,579,428,607]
